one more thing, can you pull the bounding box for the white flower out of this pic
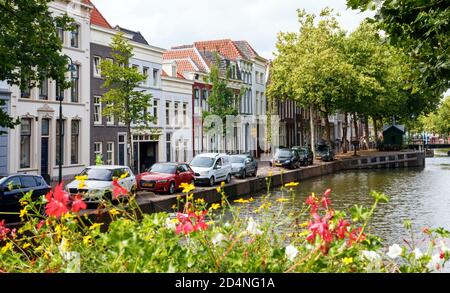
[165,218,176,230]
[285,245,298,262]
[362,250,381,262]
[387,244,403,259]
[427,254,444,271]
[439,240,449,253]
[246,217,262,235]
[212,233,226,246]
[413,248,423,260]
[224,222,231,228]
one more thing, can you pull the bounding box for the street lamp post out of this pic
[56,56,77,184]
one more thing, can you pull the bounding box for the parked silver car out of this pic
[190,153,232,187]
[230,154,258,178]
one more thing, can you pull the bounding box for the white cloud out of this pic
[91,0,374,59]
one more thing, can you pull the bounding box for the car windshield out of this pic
[0,177,7,185]
[317,145,329,152]
[275,149,291,157]
[78,168,113,181]
[230,156,245,163]
[149,164,176,174]
[190,156,215,168]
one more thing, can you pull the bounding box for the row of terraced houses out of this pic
[0,0,355,181]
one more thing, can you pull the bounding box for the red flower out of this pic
[307,212,333,244]
[440,251,446,260]
[112,179,128,199]
[175,210,209,235]
[37,220,45,231]
[306,195,319,213]
[71,195,87,213]
[335,219,350,239]
[323,189,332,197]
[348,227,366,246]
[0,220,11,240]
[45,182,70,218]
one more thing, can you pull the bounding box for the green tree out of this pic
[100,33,154,170]
[347,0,449,98]
[202,54,239,152]
[0,0,73,133]
[268,8,355,155]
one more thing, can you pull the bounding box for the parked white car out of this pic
[66,165,136,202]
[189,153,232,186]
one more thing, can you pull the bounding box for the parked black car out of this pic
[230,154,258,178]
[292,146,314,166]
[0,175,51,221]
[270,148,300,169]
[316,144,335,162]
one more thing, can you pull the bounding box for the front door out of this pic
[40,119,50,183]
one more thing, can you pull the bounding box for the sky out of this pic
[91,0,374,59]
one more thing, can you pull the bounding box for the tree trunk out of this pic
[353,112,358,156]
[323,111,332,146]
[127,124,134,172]
[342,113,348,153]
[372,116,378,149]
[364,115,370,150]
[310,104,316,159]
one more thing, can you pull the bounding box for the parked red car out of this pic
[136,163,195,194]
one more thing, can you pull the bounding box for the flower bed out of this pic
[0,179,449,273]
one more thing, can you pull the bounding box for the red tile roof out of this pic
[163,48,207,72]
[83,0,112,29]
[161,70,186,80]
[194,39,244,61]
[175,59,198,73]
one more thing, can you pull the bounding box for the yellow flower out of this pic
[287,233,294,237]
[342,257,353,265]
[1,242,13,254]
[195,198,205,204]
[19,208,28,218]
[206,221,215,225]
[119,172,129,180]
[187,194,194,201]
[89,223,103,230]
[234,198,249,204]
[171,204,177,210]
[210,203,221,210]
[276,198,289,203]
[216,187,221,193]
[268,171,273,177]
[180,182,195,193]
[83,235,92,245]
[249,197,254,202]
[284,182,299,188]
[20,200,28,206]
[299,230,310,237]
[76,175,88,189]
[221,182,225,187]
[299,222,309,228]
[109,208,120,216]
[22,243,31,249]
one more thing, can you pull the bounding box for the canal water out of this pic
[236,150,450,247]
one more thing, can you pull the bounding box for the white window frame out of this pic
[93,56,102,78]
[94,96,102,125]
[106,142,114,165]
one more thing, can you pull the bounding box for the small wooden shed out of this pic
[383,124,405,147]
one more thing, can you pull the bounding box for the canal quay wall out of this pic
[136,151,426,214]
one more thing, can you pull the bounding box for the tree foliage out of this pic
[347,0,450,97]
[0,0,73,132]
[100,33,154,168]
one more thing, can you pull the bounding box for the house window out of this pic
[153,100,158,124]
[166,133,172,162]
[71,64,79,103]
[118,135,126,166]
[93,96,102,124]
[20,118,32,169]
[21,81,31,98]
[183,103,188,126]
[174,102,179,126]
[106,142,114,165]
[202,90,208,111]
[71,120,80,164]
[39,78,48,100]
[57,26,64,43]
[132,64,139,71]
[94,142,102,161]
[194,89,200,114]
[153,69,159,86]
[106,102,114,125]
[93,56,102,78]
[143,67,149,85]
[56,119,65,165]
[70,24,80,48]
[183,140,188,163]
[166,101,171,126]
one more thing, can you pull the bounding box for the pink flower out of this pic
[45,182,70,218]
[0,220,11,240]
[307,212,333,244]
[323,189,332,197]
[37,220,45,231]
[335,219,350,239]
[71,195,87,213]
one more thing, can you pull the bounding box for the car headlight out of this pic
[285,160,291,163]
[157,180,168,183]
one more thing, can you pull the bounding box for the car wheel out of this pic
[168,182,175,195]
[209,176,215,187]
[241,170,246,179]
[226,174,231,184]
